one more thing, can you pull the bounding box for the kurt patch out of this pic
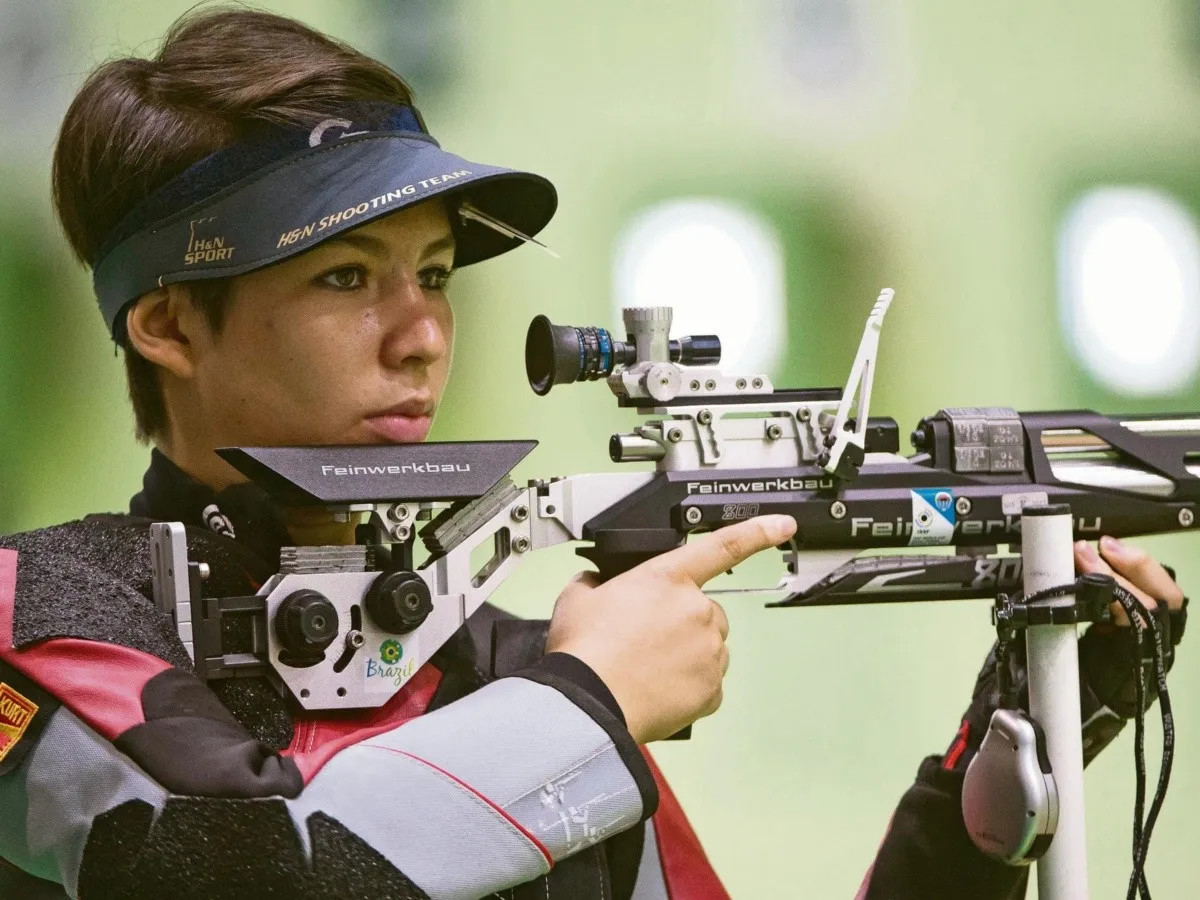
[0,684,37,764]
[0,664,57,776]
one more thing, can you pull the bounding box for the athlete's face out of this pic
[176,199,456,462]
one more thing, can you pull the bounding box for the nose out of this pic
[378,275,450,371]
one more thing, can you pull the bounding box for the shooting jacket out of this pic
[0,450,1036,899]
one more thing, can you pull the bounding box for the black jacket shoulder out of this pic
[1,514,269,664]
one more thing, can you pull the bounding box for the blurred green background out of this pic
[3,0,1200,895]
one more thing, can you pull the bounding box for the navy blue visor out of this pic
[91,104,557,341]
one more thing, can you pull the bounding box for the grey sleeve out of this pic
[0,675,654,900]
[292,676,653,893]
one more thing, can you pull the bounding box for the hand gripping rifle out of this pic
[153,290,1193,899]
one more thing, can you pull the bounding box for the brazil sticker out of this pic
[365,637,418,694]
[379,639,403,665]
[0,683,38,767]
[910,488,955,546]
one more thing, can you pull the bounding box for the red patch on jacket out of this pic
[0,548,171,741]
[284,662,443,783]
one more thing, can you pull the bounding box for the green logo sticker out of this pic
[379,639,403,665]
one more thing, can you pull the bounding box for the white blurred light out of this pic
[1059,187,1200,395]
[613,199,785,374]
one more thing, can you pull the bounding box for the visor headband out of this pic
[92,103,555,341]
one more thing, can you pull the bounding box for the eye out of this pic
[317,265,367,291]
[419,265,455,291]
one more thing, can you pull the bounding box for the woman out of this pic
[0,8,1184,899]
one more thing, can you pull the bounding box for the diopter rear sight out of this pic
[525,309,721,397]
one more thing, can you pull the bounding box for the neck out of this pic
[155,435,247,493]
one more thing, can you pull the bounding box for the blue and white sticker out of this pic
[910,488,955,546]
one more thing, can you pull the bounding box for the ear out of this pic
[124,284,204,380]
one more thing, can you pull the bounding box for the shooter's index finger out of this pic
[658,515,797,587]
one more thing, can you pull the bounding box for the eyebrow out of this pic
[424,234,457,258]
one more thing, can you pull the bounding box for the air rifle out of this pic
[151,287,1200,710]
[149,289,1191,895]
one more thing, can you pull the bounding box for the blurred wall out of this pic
[2,0,1199,895]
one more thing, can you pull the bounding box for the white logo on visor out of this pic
[309,118,369,146]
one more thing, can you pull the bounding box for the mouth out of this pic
[363,400,436,443]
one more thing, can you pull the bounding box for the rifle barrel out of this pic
[1040,417,1200,452]
[1042,417,1200,497]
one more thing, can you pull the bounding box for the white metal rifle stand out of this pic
[1023,504,1089,899]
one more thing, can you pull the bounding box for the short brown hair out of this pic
[52,6,418,442]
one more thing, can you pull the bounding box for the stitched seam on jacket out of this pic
[358,742,553,866]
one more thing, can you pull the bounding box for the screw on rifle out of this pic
[955,496,972,516]
[668,427,684,442]
[511,504,529,522]
[830,501,848,520]
[796,408,811,423]
[513,536,531,553]
[697,409,713,425]
[390,503,409,520]
[736,378,747,390]
[766,423,784,440]
[345,629,365,650]
[1180,508,1195,527]
[704,379,717,391]
[690,379,701,391]
[752,378,764,389]
[391,524,411,541]
[684,506,703,525]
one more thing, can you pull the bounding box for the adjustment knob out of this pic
[622,306,673,362]
[366,570,433,635]
[274,589,338,668]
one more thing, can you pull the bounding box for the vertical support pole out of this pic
[1022,504,1089,899]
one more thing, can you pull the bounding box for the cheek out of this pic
[441,300,456,354]
[433,299,456,387]
[198,308,377,441]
